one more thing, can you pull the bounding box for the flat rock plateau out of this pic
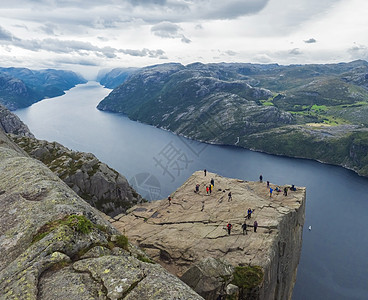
[110,171,306,299]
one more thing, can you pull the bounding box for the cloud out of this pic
[225,50,237,56]
[119,48,166,58]
[348,44,368,60]
[5,36,165,59]
[151,21,191,43]
[304,38,317,44]
[289,48,302,55]
[0,26,16,41]
[252,53,273,63]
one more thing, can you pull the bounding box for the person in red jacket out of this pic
[227,222,233,235]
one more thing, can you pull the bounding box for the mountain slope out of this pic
[0,67,86,110]
[97,60,368,176]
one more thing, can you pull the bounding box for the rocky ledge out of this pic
[0,129,203,300]
[111,171,306,299]
[11,135,143,217]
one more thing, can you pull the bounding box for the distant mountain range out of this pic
[0,67,86,110]
[97,60,368,176]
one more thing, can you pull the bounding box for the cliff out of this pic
[0,104,34,137]
[0,129,203,300]
[11,135,143,217]
[111,171,306,299]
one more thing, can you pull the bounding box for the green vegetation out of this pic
[32,215,94,244]
[137,254,155,264]
[114,235,129,251]
[231,265,263,299]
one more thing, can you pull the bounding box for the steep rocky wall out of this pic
[258,192,306,300]
[0,131,203,300]
[11,135,143,217]
[0,104,34,137]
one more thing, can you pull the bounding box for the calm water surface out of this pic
[15,82,368,300]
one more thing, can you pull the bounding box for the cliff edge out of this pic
[0,130,203,300]
[111,171,306,299]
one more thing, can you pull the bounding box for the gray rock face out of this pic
[0,130,203,300]
[11,135,143,217]
[181,257,234,300]
[0,104,34,137]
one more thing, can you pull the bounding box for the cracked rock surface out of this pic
[0,130,203,300]
[112,171,306,300]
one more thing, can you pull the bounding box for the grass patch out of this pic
[32,215,94,244]
[231,265,264,290]
[114,235,129,250]
[137,254,155,264]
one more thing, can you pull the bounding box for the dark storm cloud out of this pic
[304,38,317,44]
[151,21,191,43]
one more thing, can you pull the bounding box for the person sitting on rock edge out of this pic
[254,220,258,232]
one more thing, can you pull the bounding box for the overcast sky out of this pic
[0,0,367,79]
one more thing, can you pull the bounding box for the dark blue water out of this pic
[15,82,368,299]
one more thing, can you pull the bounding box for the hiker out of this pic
[228,191,232,201]
[283,187,288,196]
[209,184,212,194]
[242,222,247,235]
[195,184,200,193]
[206,186,209,194]
[259,174,263,182]
[204,169,207,176]
[291,184,296,191]
[254,220,258,232]
[247,208,252,219]
[168,196,171,205]
[267,181,269,187]
[269,187,273,197]
[211,178,214,186]
[227,222,232,235]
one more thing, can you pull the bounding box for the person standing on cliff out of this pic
[259,174,263,182]
[242,221,247,235]
[206,185,209,195]
[211,178,214,186]
[247,208,252,219]
[228,191,232,201]
[269,187,273,197]
[254,220,258,232]
[227,222,233,235]
[204,169,207,176]
[283,186,288,196]
[267,181,270,187]
[168,196,171,206]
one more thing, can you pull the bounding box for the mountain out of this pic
[0,67,86,110]
[97,60,368,176]
[97,67,138,89]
